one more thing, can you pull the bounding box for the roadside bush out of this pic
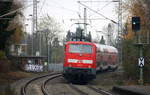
[143,45,150,84]
[122,40,139,81]
[0,59,11,73]
[0,51,11,72]
[0,51,6,59]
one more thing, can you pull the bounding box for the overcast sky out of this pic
[24,0,119,40]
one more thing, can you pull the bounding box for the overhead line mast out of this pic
[84,8,87,36]
[33,0,38,34]
[32,0,38,56]
[117,0,122,64]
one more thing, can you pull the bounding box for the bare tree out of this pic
[102,23,116,46]
[38,15,63,63]
[38,15,62,45]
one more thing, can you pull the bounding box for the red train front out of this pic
[63,41,97,81]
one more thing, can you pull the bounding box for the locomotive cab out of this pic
[63,41,96,81]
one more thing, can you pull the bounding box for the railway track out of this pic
[87,85,114,95]
[21,72,62,95]
[41,74,62,95]
[69,83,88,95]
[69,84,115,95]
[20,72,116,95]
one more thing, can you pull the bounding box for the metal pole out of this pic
[137,31,143,85]
[117,0,122,64]
[46,29,50,71]
[45,31,49,71]
[139,61,143,85]
[147,31,149,44]
[107,23,111,45]
[84,8,87,35]
[139,35,143,85]
[25,24,28,55]
[39,31,41,55]
[33,0,38,56]
[139,46,143,85]
[32,16,34,56]
[47,42,49,64]
[33,0,38,32]
[47,42,49,71]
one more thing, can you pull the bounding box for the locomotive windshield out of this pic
[69,44,92,53]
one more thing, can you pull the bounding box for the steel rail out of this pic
[21,72,61,95]
[41,74,62,95]
[87,85,114,95]
[69,83,89,95]
[69,83,115,95]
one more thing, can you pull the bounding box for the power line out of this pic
[78,0,119,2]
[87,1,113,18]
[78,1,118,24]
[0,4,33,18]
[70,18,107,20]
[49,0,78,13]
[22,0,35,2]
[45,3,78,14]
[99,1,112,10]
[38,0,47,16]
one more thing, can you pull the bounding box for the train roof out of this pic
[65,41,118,53]
[95,44,118,53]
[66,41,95,45]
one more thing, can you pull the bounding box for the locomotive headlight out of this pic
[69,64,72,67]
[88,65,91,68]
[83,60,93,64]
[68,59,78,63]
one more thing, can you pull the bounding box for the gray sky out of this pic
[24,0,119,39]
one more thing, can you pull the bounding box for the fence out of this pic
[48,63,63,72]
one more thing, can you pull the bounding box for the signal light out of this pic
[69,64,72,67]
[132,17,140,31]
[88,65,91,68]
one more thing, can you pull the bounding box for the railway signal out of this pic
[132,16,144,85]
[132,17,140,31]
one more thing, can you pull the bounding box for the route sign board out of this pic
[138,57,144,67]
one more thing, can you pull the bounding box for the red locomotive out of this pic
[63,41,118,81]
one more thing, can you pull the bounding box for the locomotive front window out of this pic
[69,44,92,53]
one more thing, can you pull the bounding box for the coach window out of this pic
[69,44,80,53]
[82,45,92,53]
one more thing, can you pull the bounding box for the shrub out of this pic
[122,40,139,81]
[0,51,6,59]
[0,51,11,72]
